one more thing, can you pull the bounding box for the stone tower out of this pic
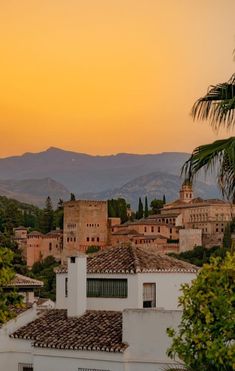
[179,181,193,203]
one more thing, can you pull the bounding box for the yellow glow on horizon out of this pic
[0,0,234,157]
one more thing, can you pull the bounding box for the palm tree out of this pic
[182,73,235,202]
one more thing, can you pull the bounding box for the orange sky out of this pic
[0,0,234,157]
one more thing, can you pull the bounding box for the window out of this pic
[143,283,156,308]
[151,226,154,232]
[144,227,147,232]
[91,237,95,242]
[97,237,100,242]
[49,242,52,251]
[18,364,33,371]
[65,277,68,297]
[87,279,127,298]
[87,237,90,242]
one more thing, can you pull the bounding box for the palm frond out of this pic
[182,137,235,201]
[192,74,235,130]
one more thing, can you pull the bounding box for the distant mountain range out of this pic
[78,171,220,209]
[0,147,219,208]
[0,147,192,193]
[0,178,70,208]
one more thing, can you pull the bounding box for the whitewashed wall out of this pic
[0,306,38,371]
[56,271,196,311]
[136,272,196,310]
[123,308,182,370]
[33,349,125,371]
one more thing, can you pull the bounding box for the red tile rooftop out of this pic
[56,244,198,274]
[6,274,43,288]
[10,309,127,353]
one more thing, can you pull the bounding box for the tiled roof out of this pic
[28,231,43,237]
[164,197,228,208]
[112,229,139,236]
[10,309,127,353]
[7,274,43,288]
[56,245,198,274]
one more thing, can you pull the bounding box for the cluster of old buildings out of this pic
[1,182,234,370]
[14,183,235,268]
[0,245,198,371]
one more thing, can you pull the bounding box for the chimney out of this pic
[67,253,87,317]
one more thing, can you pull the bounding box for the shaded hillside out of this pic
[0,195,40,232]
[0,178,70,207]
[0,147,192,193]
[78,171,220,209]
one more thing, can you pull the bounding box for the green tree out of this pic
[144,196,149,218]
[136,197,143,219]
[150,198,164,214]
[70,193,76,201]
[30,256,59,301]
[182,73,235,202]
[167,253,235,371]
[86,246,100,254]
[223,218,235,250]
[169,245,227,267]
[163,194,166,204]
[40,196,54,234]
[108,198,128,223]
[3,201,22,234]
[0,247,23,324]
[54,199,64,230]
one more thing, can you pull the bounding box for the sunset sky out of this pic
[0,0,234,157]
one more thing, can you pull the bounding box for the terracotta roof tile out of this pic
[7,274,43,288]
[10,309,127,353]
[56,245,198,274]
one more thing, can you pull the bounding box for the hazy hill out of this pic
[78,171,220,209]
[0,178,70,207]
[0,147,193,193]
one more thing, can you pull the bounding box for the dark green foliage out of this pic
[144,196,149,218]
[70,193,76,201]
[167,253,235,370]
[182,74,235,202]
[163,194,166,204]
[54,199,64,230]
[169,245,229,267]
[223,218,235,249]
[108,198,128,223]
[0,196,40,234]
[86,246,100,254]
[40,197,54,234]
[0,233,27,275]
[0,247,24,324]
[30,256,59,301]
[150,198,164,214]
[136,197,143,219]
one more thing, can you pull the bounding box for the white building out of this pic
[0,245,198,371]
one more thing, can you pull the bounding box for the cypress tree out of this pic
[41,197,54,233]
[137,197,143,219]
[163,194,166,204]
[144,196,149,218]
[70,193,76,201]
